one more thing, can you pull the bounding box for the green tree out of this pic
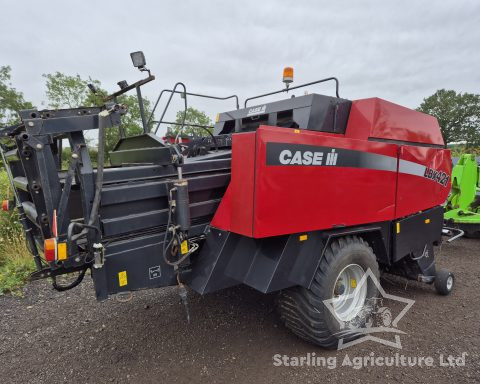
[0,66,33,125]
[417,90,480,147]
[167,107,213,138]
[43,72,151,152]
[43,72,100,109]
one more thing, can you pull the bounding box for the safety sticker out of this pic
[181,240,189,255]
[118,271,128,287]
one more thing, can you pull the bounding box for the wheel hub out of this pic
[332,264,368,322]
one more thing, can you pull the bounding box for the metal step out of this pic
[13,176,29,192]
[5,148,19,162]
[22,201,39,227]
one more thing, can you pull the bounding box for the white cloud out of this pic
[1,0,479,134]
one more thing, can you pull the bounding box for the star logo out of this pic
[323,268,415,350]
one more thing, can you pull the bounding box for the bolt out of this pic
[75,257,80,262]
[27,122,34,127]
[72,153,79,159]
[36,144,43,149]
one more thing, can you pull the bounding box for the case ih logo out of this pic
[247,105,267,117]
[265,142,398,170]
[424,167,449,187]
[279,148,338,166]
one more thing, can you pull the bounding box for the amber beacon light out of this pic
[283,67,294,89]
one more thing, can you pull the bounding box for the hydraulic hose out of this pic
[71,109,108,242]
[52,268,87,292]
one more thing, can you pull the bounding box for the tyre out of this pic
[463,230,480,239]
[434,268,454,295]
[277,236,379,348]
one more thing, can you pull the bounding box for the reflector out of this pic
[57,242,67,261]
[2,200,9,212]
[44,238,57,262]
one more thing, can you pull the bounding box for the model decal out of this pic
[267,142,449,187]
[424,167,449,187]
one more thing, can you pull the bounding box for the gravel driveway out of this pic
[1,238,479,383]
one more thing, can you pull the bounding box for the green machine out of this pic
[444,154,480,237]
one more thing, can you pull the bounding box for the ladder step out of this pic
[5,148,19,162]
[13,176,29,192]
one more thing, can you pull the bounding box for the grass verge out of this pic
[0,169,36,294]
[0,236,34,295]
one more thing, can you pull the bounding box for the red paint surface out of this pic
[346,98,444,146]
[395,146,451,218]
[211,133,256,236]
[211,99,450,238]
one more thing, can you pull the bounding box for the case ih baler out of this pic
[0,53,454,347]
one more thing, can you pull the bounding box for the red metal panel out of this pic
[211,132,256,237]
[395,146,451,218]
[252,126,398,238]
[210,182,232,230]
[212,125,450,239]
[346,98,444,146]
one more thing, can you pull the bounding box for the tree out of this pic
[43,72,100,109]
[0,66,33,125]
[417,90,480,147]
[166,107,213,138]
[43,72,151,153]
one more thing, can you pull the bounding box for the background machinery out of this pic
[0,53,455,347]
[445,153,480,237]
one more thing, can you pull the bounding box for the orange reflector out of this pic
[57,242,67,261]
[299,234,308,241]
[283,66,294,84]
[2,200,10,212]
[44,238,57,262]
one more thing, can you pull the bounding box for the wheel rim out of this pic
[446,275,453,290]
[332,264,368,322]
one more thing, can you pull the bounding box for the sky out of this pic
[1,0,479,135]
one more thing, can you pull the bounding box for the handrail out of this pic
[244,77,340,107]
[148,88,239,130]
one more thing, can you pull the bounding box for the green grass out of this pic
[0,237,34,295]
[0,169,35,294]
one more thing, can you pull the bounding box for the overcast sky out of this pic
[1,0,479,134]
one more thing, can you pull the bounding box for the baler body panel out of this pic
[396,145,451,218]
[213,126,398,237]
[346,97,445,145]
[212,122,451,239]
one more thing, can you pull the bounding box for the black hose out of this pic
[70,111,107,242]
[162,184,175,265]
[196,126,219,152]
[52,268,87,292]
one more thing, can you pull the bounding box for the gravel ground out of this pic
[0,238,479,383]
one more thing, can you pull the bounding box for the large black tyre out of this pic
[277,236,380,348]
